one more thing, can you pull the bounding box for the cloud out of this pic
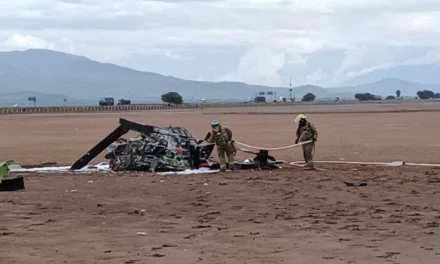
[0,34,54,50]
[1,0,440,86]
[224,46,286,86]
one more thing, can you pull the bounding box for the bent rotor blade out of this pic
[70,125,128,170]
[71,119,166,171]
[119,118,158,135]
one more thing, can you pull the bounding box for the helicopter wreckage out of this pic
[70,118,284,173]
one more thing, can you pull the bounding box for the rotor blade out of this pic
[71,119,162,170]
[119,118,159,134]
[70,125,128,170]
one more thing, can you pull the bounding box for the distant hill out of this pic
[0,49,350,103]
[342,63,440,86]
[331,78,440,97]
[3,49,437,105]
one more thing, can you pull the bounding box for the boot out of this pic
[303,163,315,170]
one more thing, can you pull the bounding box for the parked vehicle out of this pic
[117,99,131,105]
[99,97,115,106]
[254,96,266,103]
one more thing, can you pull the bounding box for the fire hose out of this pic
[232,140,313,151]
[289,160,440,167]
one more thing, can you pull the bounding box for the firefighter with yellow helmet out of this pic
[294,114,318,169]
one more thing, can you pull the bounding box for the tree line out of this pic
[355,89,440,101]
[160,89,440,105]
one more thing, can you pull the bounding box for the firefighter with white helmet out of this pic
[205,120,236,172]
[294,114,318,169]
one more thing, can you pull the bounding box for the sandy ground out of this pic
[1,103,440,263]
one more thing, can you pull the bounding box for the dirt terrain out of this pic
[1,103,440,263]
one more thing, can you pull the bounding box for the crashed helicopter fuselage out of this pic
[70,119,216,172]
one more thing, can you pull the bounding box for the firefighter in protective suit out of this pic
[205,120,236,172]
[294,114,318,170]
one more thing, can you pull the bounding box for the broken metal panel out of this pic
[0,160,23,171]
[0,176,25,192]
[0,166,5,183]
[0,161,26,191]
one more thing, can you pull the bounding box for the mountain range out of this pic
[1,49,440,106]
[341,63,440,86]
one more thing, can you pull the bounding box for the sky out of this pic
[1,0,440,87]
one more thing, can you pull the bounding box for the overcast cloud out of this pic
[1,0,440,87]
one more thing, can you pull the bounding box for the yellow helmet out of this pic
[295,114,306,123]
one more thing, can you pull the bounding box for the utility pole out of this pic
[289,77,293,101]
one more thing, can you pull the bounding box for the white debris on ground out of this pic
[157,168,219,175]
[8,163,220,175]
[8,162,110,173]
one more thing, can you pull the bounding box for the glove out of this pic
[295,139,299,144]
[312,137,317,142]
